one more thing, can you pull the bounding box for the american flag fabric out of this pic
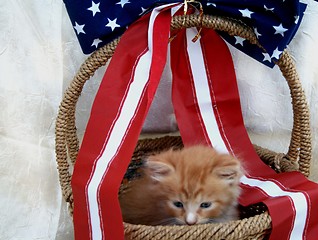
[71,3,318,240]
[63,0,307,67]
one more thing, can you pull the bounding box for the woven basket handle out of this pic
[55,14,311,208]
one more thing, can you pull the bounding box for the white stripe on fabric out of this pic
[240,176,308,240]
[87,49,151,240]
[185,28,229,154]
[185,27,308,240]
[171,4,183,16]
[86,4,176,239]
[148,3,180,51]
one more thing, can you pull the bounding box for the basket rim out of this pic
[123,211,271,239]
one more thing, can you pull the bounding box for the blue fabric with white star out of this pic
[63,0,307,67]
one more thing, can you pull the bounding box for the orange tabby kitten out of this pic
[119,145,243,226]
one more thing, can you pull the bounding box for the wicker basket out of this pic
[55,14,312,239]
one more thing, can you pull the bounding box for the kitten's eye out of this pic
[200,202,212,208]
[173,201,184,208]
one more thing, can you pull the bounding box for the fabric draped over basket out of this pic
[70,4,318,240]
[63,0,307,67]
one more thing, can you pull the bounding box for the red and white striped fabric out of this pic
[71,4,177,239]
[170,26,318,240]
[71,3,318,240]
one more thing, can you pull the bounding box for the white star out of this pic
[262,52,271,62]
[294,15,299,24]
[271,48,282,60]
[87,1,100,16]
[234,36,245,46]
[105,18,120,31]
[239,8,254,18]
[207,3,216,7]
[91,38,102,48]
[116,0,130,8]
[139,7,147,16]
[273,23,288,36]
[254,28,262,38]
[74,22,85,35]
[264,5,274,12]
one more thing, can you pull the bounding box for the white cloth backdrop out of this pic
[0,0,318,239]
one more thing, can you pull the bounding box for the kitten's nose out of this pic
[186,213,197,225]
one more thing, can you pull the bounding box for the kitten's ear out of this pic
[212,156,242,184]
[145,157,174,182]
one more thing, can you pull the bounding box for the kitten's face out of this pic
[145,145,243,225]
[163,178,238,225]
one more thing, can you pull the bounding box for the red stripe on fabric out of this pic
[300,181,318,240]
[240,180,297,238]
[170,29,212,146]
[239,178,298,239]
[71,15,150,240]
[238,177,296,239]
[98,80,151,239]
[148,10,173,98]
[259,172,318,240]
[199,28,297,239]
[199,29,274,177]
[198,29,318,239]
[95,50,149,239]
[72,6,173,239]
[98,9,172,240]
